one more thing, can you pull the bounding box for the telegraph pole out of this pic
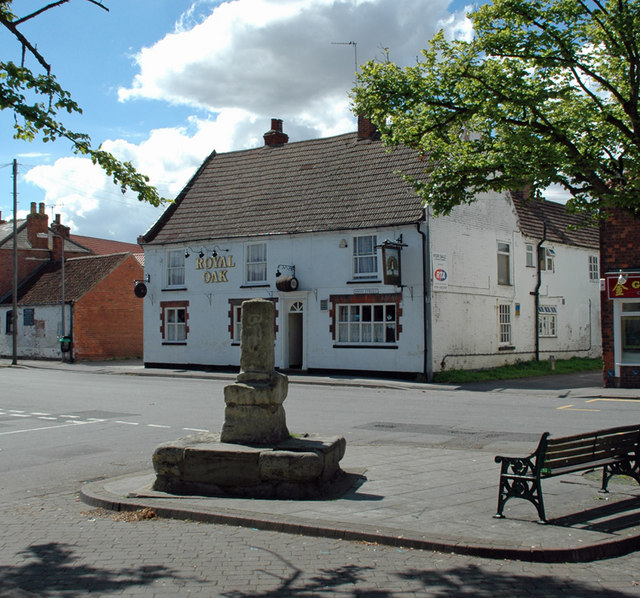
[12,159,18,365]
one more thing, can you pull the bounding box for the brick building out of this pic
[0,203,144,361]
[600,209,640,388]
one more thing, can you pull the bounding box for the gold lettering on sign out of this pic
[194,254,235,283]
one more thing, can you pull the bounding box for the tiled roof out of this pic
[0,220,30,249]
[143,132,427,245]
[70,234,141,255]
[2,253,131,305]
[510,192,599,249]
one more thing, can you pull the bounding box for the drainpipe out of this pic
[417,210,433,382]
[533,222,547,361]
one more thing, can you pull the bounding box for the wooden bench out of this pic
[494,424,640,522]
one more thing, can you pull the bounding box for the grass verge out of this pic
[433,357,602,384]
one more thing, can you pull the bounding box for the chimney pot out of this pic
[264,118,289,147]
[39,202,45,215]
[30,202,37,214]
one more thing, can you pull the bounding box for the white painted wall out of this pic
[0,304,71,359]
[142,224,426,375]
[142,193,601,376]
[428,193,601,372]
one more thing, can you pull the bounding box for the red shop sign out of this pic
[606,274,640,299]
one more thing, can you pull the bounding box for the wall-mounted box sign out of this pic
[606,273,640,299]
[195,255,236,283]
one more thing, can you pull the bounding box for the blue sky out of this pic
[1,0,475,243]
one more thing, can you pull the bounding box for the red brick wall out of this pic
[600,209,640,387]
[72,255,144,360]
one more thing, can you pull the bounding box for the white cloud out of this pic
[18,0,472,242]
[119,0,463,130]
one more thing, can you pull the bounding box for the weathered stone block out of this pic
[259,450,323,481]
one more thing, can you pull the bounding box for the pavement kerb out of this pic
[79,472,640,564]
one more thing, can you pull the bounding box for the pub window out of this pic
[160,301,189,343]
[245,243,267,283]
[337,303,396,344]
[353,235,378,278]
[5,310,13,335]
[166,249,185,287]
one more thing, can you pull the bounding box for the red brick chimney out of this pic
[51,214,70,261]
[264,118,289,147]
[26,202,49,249]
[357,115,380,140]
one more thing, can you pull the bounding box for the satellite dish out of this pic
[134,282,147,298]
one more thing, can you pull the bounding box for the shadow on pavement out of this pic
[0,542,192,597]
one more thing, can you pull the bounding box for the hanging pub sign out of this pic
[605,273,640,299]
[379,236,407,287]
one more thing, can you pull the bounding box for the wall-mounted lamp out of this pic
[339,239,348,248]
[184,246,229,259]
[211,245,229,258]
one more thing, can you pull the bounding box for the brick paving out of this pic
[0,490,639,597]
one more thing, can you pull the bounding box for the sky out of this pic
[1,0,478,243]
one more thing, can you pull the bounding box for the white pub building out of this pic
[139,118,601,380]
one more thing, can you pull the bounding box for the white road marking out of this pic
[0,420,96,436]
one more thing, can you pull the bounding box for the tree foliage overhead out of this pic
[353,0,640,219]
[0,0,164,206]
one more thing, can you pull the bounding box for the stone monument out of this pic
[221,299,289,445]
[152,298,347,499]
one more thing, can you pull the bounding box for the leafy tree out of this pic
[0,0,164,206]
[353,0,640,219]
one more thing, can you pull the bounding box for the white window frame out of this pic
[166,249,185,287]
[337,302,396,344]
[353,235,378,279]
[540,247,555,272]
[589,255,599,281]
[526,244,535,268]
[164,306,187,342]
[538,306,557,338]
[497,242,511,285]
[245,242,267,284]
[234,305,242,341]
[499,303,512,344]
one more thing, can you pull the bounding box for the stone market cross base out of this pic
[152,432,348,500]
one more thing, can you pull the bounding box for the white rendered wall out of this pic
[142,224,426,375]
[0,304,71,360]
[428,193,601,372]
